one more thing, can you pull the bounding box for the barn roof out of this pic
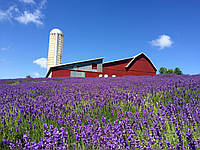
[125,52,157,71]
[103,57,132,65]
[52,57,104,68]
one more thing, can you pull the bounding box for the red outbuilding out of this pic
[46,52,157,78]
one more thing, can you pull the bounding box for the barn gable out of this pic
[101,53,157,77]
[125,53,157,71]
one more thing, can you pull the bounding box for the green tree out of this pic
[26,75,32,78]
[165,69,174,74]
[174,67,182,75]
[159,67,167,74]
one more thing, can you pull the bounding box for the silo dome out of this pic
[50,28,63,35]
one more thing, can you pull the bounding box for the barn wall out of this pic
[103,59,131,71]
[85,71,101,77]
[52,68,70,78]
[51,54,156,78]
[102,68,155,77]
[102,59,131,77]
[128,57,155,72]
[127,56,156,76]
[102,68,125,77]
[102,55,156,77]
[52,68,101,78]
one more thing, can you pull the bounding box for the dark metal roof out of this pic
[103,57,132,65]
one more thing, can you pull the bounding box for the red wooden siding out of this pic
[85,71,101,77]
[52,68,70,78]
[102,55,156,77]
[127,55,156,76]
[102,58,131,77]
[103,58,131,71]
[52,68,102,78]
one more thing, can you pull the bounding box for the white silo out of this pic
[47,28,63,72]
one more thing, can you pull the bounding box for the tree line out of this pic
[159,67,182,75]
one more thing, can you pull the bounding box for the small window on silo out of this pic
[92,63,97,69]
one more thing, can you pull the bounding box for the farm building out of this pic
[46,52,157,78]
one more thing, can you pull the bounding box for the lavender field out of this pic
[0,75,200,149]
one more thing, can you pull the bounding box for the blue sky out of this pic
[0,0,200,79]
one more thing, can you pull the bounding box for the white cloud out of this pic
[0,6,16,21]
[151,35,173,49]
[15,9,43,25]
[0,0,47,26]
[1,48,7,51]
[40,0,47,9]
[32,72,40,77]
[33,57,47,68]
[19,0,35,4]
[1,46,10,51]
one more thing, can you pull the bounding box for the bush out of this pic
[159,67,167,74]
[165,69,174,74]
[26,75,32,78]
[159,67,183,75]
[174,67,182,75]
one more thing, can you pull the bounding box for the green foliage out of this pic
[159,67,167,74]
[165,69,174,74]
[174,67,182,75]
[3,81,20,85]
[26,75,32,78]
[159,67,183,75]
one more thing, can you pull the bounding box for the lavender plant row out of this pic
[0,75,200,149]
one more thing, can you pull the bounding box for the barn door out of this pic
[70,71,85,77]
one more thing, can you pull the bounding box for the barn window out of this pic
[112,75,116,77]
[104,74,108,78]
[70,71,85,77]
[99,74,103,77]
[92,63,97,69]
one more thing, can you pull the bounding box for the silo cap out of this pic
[50,28,63,34]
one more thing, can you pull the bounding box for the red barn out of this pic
[46,53,157,78]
